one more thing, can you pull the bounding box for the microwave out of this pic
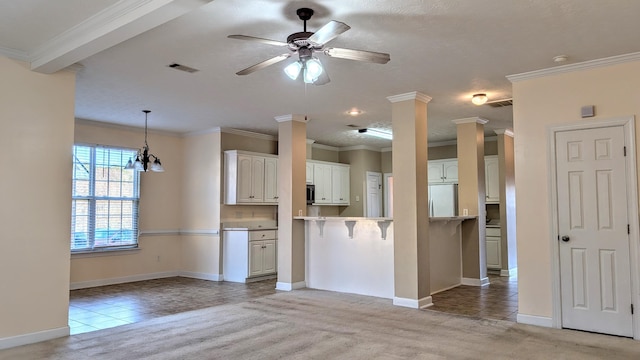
[306,184,315,205]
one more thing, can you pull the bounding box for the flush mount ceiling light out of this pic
[553,55,569,63]
[124,110,164,172]
[472,93,488,106]
[347,109,362,116]
[358,128,392,140]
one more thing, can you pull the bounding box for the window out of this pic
[71,145,140,252]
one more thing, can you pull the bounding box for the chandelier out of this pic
[124,110,164,172]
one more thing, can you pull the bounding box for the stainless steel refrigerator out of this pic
[428,183,458,217]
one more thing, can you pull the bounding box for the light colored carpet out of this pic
[2,289,639,359]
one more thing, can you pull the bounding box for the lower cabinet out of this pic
[223,229,277,282]
[486,227,502,270]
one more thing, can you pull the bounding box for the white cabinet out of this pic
[485,155,500,203]
[331,164,350,204]
[486,227,502,270]
[264,157,279,203]
[224,150,278,205]
[428,159,458,183]
[313,162,333,204]
[308,160,350,205]
[224,229,277,282]
[306,162,314,184]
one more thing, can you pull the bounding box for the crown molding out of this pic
[381,147,392,153]
[507,51,640,83]
[387,91,432,104]
[494,129,514,137]
[306,139,316,144]
[339,145,383,152]
[0,46,28,61]
[75,118,182,137]
[451,117,489,125]
[275,114,307,123]
[312,143,340,151]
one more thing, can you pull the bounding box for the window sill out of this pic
[71,247,141,259]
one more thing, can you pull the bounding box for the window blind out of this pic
[71,145,140,252]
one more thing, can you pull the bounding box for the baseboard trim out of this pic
[393,296,433,309]
[275,281,306,291]
[179,271,223,282]
[517,314,553,328]
[500,268,518,277]
[461,277,490,287]
[0,326,69,350]
[430,283,461,295]
[70,271,180,290]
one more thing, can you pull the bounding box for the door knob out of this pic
[561,235,570,242]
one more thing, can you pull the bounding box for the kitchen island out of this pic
[295,216,476,300]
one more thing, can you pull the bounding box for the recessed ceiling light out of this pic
[347,109,362,116]
[471,93,488,106]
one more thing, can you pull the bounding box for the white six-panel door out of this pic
[555,126,633,337]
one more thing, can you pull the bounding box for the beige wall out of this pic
[512,59,640,318]
[381,151,392,174]
[0,58,75,340]
[182,131,222,276]
[339,149,382,217]
[311,146,340,162]
[428,141,497,160]
[71,120,184,284]
[498,133,517,271]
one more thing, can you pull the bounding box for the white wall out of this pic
[512,58,640,319]
[0,57,75,343]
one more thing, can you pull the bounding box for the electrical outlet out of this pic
[356,195,360,202]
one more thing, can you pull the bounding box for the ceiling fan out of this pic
[228,8,391,85]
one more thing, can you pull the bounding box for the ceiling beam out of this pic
[30,0,212,73]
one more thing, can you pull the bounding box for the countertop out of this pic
[294,216,477,222]
[222,220,277,231]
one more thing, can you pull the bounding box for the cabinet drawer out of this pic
[486,227,501,237]
[249,230,277,241]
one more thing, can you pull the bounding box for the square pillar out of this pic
[388,91,433,308]
[275,114,307,291]
[453,117,489,286]
[495,129,517,276]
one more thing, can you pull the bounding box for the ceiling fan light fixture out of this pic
[472,93,488,106]
[284,61,303,80]
[303,57,323,83]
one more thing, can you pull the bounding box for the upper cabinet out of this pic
[308,160,350,206]
[224,150,278,205]
[485,155,500,203]
[428,159,458,184]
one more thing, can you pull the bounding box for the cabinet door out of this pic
[442,160,458,183]
[250,157,265,202]
[486,236,502,269]
[428,161,444,183]
[237,155,254,203]
[262,240,277,274]
[264,157,278,203]
[306,162,314,184]
[331,165,350,204]
[313,163,332,203]
[249,241,265,276]
[485,156,500,203]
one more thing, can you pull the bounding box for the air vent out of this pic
[167,63,199,73]
[486,98,513,108]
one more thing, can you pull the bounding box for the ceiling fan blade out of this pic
[227,35,288,47]
[307,21,350,46]
[312,69,330,86]
[324,47,390,64]
[236,54,291,75]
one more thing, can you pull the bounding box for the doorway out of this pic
[550,117,640,338]
[366,171,382,217]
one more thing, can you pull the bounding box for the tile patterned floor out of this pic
[69,274,517,335]
[68,277,277,335]
[427,275,518,321]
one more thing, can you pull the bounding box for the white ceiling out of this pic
[3,0,640,147]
